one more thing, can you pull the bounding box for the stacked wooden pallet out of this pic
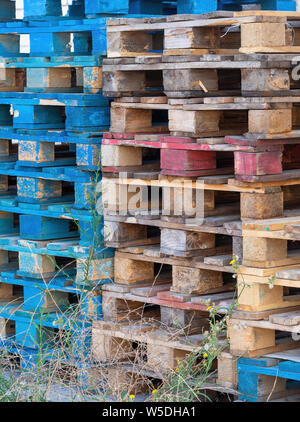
[89,10,300,399]
[0,0,111,375]
[0,0,172,382]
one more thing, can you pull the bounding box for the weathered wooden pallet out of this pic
[111,248,236,296]
[107,12,300,58]
[92,319,226,372]
[104,214,243,262]
[228,308,300,357]
[101,281,235,329]
[90,360,236,399]
[104,211,240,252]
[234,262,300,313]
[108,98,300,144]
[102,172,300,228]
[217,350,238,390]
[103,54,300,98]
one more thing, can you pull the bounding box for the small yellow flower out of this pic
[203,353,208,358]
[230,259,236,265]
[175,368,179,372]
[206,306,213,311]
[152,389,158,394]
[130,394,135,399]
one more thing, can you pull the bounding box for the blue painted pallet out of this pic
[0,55,103,67]
[177,0,296,13]
[0,91,108,101]
[0,165,93,182]
[0,149,100,174]
[0,93,110,133]
[0,208,108,252]
[23,0,85,20]
[22,0,170,20]
[237,357,300,402]
[19,214,78,241]
[0,194,108,257]
[0,277,105,328]
[0,272,105,318]
[0,217,113,280]
[12,174,100,213]
[0,339,98,373]
[0,301,91,328]
[0,128,104,144]
[84,0,166,17]
[0,302,92,350]
[219,0,296,12]
[0,165,103,215]
[0,195,104,222]
[0,15,163,58]
[0,18,107,57]
[0,11,170,59]
[0,107,109,132]
[0,235,114,259]
[0,270,105,293]
[0,339,101,378]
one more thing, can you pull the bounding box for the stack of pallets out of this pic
[90,10,300,399]
[0,0,171,384]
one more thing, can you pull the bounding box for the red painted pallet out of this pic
[102,282,234,319]
[102,132,300,182]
